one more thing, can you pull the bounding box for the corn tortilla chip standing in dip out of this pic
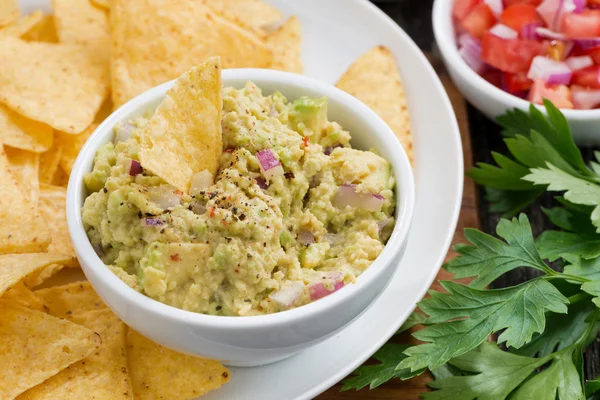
[139,58,223,192]
[0,104,53,153]
[0,253,75,295]
[0,301,101,399]
[39,133,63,184]
[267,16,302,74]
[0,37,109,134]
[0,10,44,38]
[336,46,413,162]
[21,14,58,43]
[38,184,76,258]
[1,282,46,311]
[18,309,133,400]
[0,149,50,253]
[127,329,230,400]
[51,0,110,50]
[202,0,283,35]
[35,281,106,318]
[0,0,19,27]
[5,147,40,206]
[109,0,271,106]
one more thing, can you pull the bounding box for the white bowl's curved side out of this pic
[67,69,415,366]
[433,0,600,144]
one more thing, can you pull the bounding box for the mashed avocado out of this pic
[82,82,396,316]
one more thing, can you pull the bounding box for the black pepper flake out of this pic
[247,253,252,258]
[263,242,266,247]
[160,228,165,234]
[103,187,108,193]
[239,213,246,221]
[216,305,222,311]
[232,207,238,215]
[244,299,251,303]
[209,192,218,199]
[225,237,232,243]
[144,212,154,217]
[137,211,142,218]
[284,172,295,179]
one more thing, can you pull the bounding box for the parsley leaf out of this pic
[582,281,600,308]
[445,214,553,288]
[536,231,600,261]
[396,311,427,335]
[525,164,600,232]
[512,301,597,358]
[341,343,418,391]
[423,342,549,400]
[398,279,568,372]
[564,255,600,281]
[542,206,596,233]
[467,152,533,190]
[485,187,545,217]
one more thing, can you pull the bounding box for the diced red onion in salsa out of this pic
[453,0,600,109]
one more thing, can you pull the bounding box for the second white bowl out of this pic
[66,69,415,367]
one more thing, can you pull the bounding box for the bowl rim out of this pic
[66,68,415,329]
[432,0,600,119]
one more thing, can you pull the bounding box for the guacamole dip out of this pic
[82,82,396,316]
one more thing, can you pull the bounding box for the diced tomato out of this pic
[572,65,600,88]
[528,79,574,108]
[482,70,504,87]
[503,0,542,6]
[500,5,542,31]
[504,72,533,93]
[461,3,497,39]
[589,0,600,7]
[561,10,600,38]
[482,32,546,73]
[453,0,481,20]
[587,47,600,64]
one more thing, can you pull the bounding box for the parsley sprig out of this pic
[342,102,600,398]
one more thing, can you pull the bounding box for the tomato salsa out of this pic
[453,0,600,109]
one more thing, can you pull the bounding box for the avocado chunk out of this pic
[289,97,328,142]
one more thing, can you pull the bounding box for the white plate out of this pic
[18,0,463,398]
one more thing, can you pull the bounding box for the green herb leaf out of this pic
[525,164,600,232]
[485,187,545,217]
[564,255,600,281]
[582,281,600,308]
[510,349,584,400]
[396,311,427,335]
[536,231,600,261]
[542,206,596,233]
[423,342,548,400]
[467,152,533,191]
[586,379,600,398]
[341,343,418,391]
[512,301,597,358]
[399,279,568,372]
[445,214,552,288]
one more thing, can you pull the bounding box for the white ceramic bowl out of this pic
[66,69,415,367]
[433,0,600,144]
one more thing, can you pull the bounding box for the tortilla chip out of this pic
[127,329,229,400]
[5,147,40,206]
[21,15,58,43]
[0,10,44,38]
[267,16,302,74]
[91,0,109,9]
[38,184,76,258]
[35,281,106,318]
[18,309,133,400]
[139,58,222,192]
[59,123,96,175]
[0,105,53,153]
[0,149,50,253]
[0,37,109,134]
[0,301,100,399]
[52,165,70,187]
[52,0,110,49]
[335,46,413,162]
[110,0,271,106]
[0,0,19,27]
[25,263,70,289]
[39,134,63,183]
[1,282,46,311]
[0,253,74,295]
[202,0,283,35]
[96,96,113,122]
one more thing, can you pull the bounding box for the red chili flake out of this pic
[234,268,239,273]
[227,195,231,201]
[209,207,215,218]
[303,136,309,147]
[221,219,227,226]
[174,190,183,195]
[224,147,235,153]
[170,253,181,262]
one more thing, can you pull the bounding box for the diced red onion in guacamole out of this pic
[128,159,143,176]
[190,170,213,193]
[297,230,315,245]
[269,281,305,308]
[377,217,395,234]
[190,201,207,215]
[333,184,385,212]
[114,122,136,143]
[148,188,180,209]
[92,244,104,257]
[255,177,268,190]
[309,274,345,301]
[256,149,284,180]
[324,144,342,156]
[144,217,163,226]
